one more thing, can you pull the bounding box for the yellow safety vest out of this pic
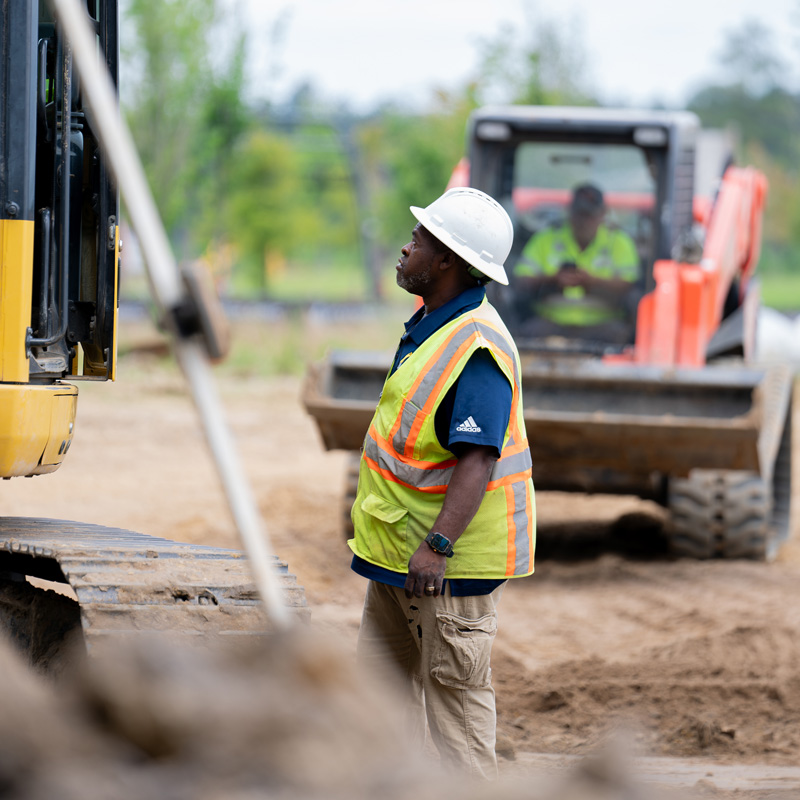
[349,298,536,579]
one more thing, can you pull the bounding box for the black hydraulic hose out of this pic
[37,208,51,339]
[28,43,71,350]
[37,39,49,137]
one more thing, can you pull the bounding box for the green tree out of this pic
[717,19,785,95]
[474,17,596,106]
[363,13,596,279]
[371,99,475,245]
[189,40,251,249]
[225,130,309,293]
[686,19,800,273]
[688,20,800,166]
[122,0,250,256]
[346,88,478,302]
[251,94,365,296]
[690,85,800,165]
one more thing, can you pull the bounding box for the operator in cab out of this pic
[513,183,640,345]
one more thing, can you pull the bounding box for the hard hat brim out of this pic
[410,206,510,286]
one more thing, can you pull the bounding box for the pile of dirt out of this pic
[493,554,800,767]
[0,628,687,800]
[495,628,800,762]
[0,628,427,800]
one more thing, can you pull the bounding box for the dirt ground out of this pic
[3,322,800,797]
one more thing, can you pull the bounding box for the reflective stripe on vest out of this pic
[349,298,536,580]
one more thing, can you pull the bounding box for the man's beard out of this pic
[396,263,432,295]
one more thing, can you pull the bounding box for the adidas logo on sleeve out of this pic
[455,416,482,433]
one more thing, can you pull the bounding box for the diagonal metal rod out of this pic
[47,0,291,630]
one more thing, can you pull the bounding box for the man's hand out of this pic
[556,263,633,301]
[556,263,589,289]
[404,540,446,598]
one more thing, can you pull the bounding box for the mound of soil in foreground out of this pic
[0,629,685,800]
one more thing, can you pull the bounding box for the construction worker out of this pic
[349,188,536,779]
[513,183,640,344]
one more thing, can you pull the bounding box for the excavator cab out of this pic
[0,0,119,477]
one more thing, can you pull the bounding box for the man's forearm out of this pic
[404,444,498,597]
[432,445,497,543]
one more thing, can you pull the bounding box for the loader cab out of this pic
[467,106,700,352]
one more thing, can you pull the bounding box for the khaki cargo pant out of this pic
[356,580,504,780]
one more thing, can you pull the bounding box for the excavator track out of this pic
[0,517,308,666]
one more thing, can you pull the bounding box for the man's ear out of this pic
[437,249,457,272]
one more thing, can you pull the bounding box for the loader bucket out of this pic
[302,350,793,504]
[515,357,792,499]
[302,350,390,452]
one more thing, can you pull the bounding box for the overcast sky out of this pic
[240,0,798,111]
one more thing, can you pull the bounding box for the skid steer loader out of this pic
[304,105,793,560]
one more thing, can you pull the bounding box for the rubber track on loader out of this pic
[667,381,793,561]
[0,517,308,653]
[668,470,772,559]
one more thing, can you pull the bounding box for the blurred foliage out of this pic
[122,0,238,242]
[120,3,798,302]
[687,18,800,277]
[363,92,478,256]
[475,18,596,107]
[224,130,308,292]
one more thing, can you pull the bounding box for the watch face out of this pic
[430,533,450,551]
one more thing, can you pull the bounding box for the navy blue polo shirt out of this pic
[351,286,512,596]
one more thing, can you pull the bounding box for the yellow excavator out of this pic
[0,0,306,669]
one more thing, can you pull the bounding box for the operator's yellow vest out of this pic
[519,224,638,325]
[349,298,535,579]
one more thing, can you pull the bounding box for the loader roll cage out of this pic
[467,107,702,352]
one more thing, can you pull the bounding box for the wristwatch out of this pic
[425,531,455,558]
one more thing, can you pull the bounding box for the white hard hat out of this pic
[410,188,513,286]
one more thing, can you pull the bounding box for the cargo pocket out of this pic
[360,493,408,526]
[357,493,409,566]
[431,611,497,689]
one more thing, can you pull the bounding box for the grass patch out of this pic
[759,272,800,311]
[227,250,373,303]
[218,309,406,378]
[115,304,409,381]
